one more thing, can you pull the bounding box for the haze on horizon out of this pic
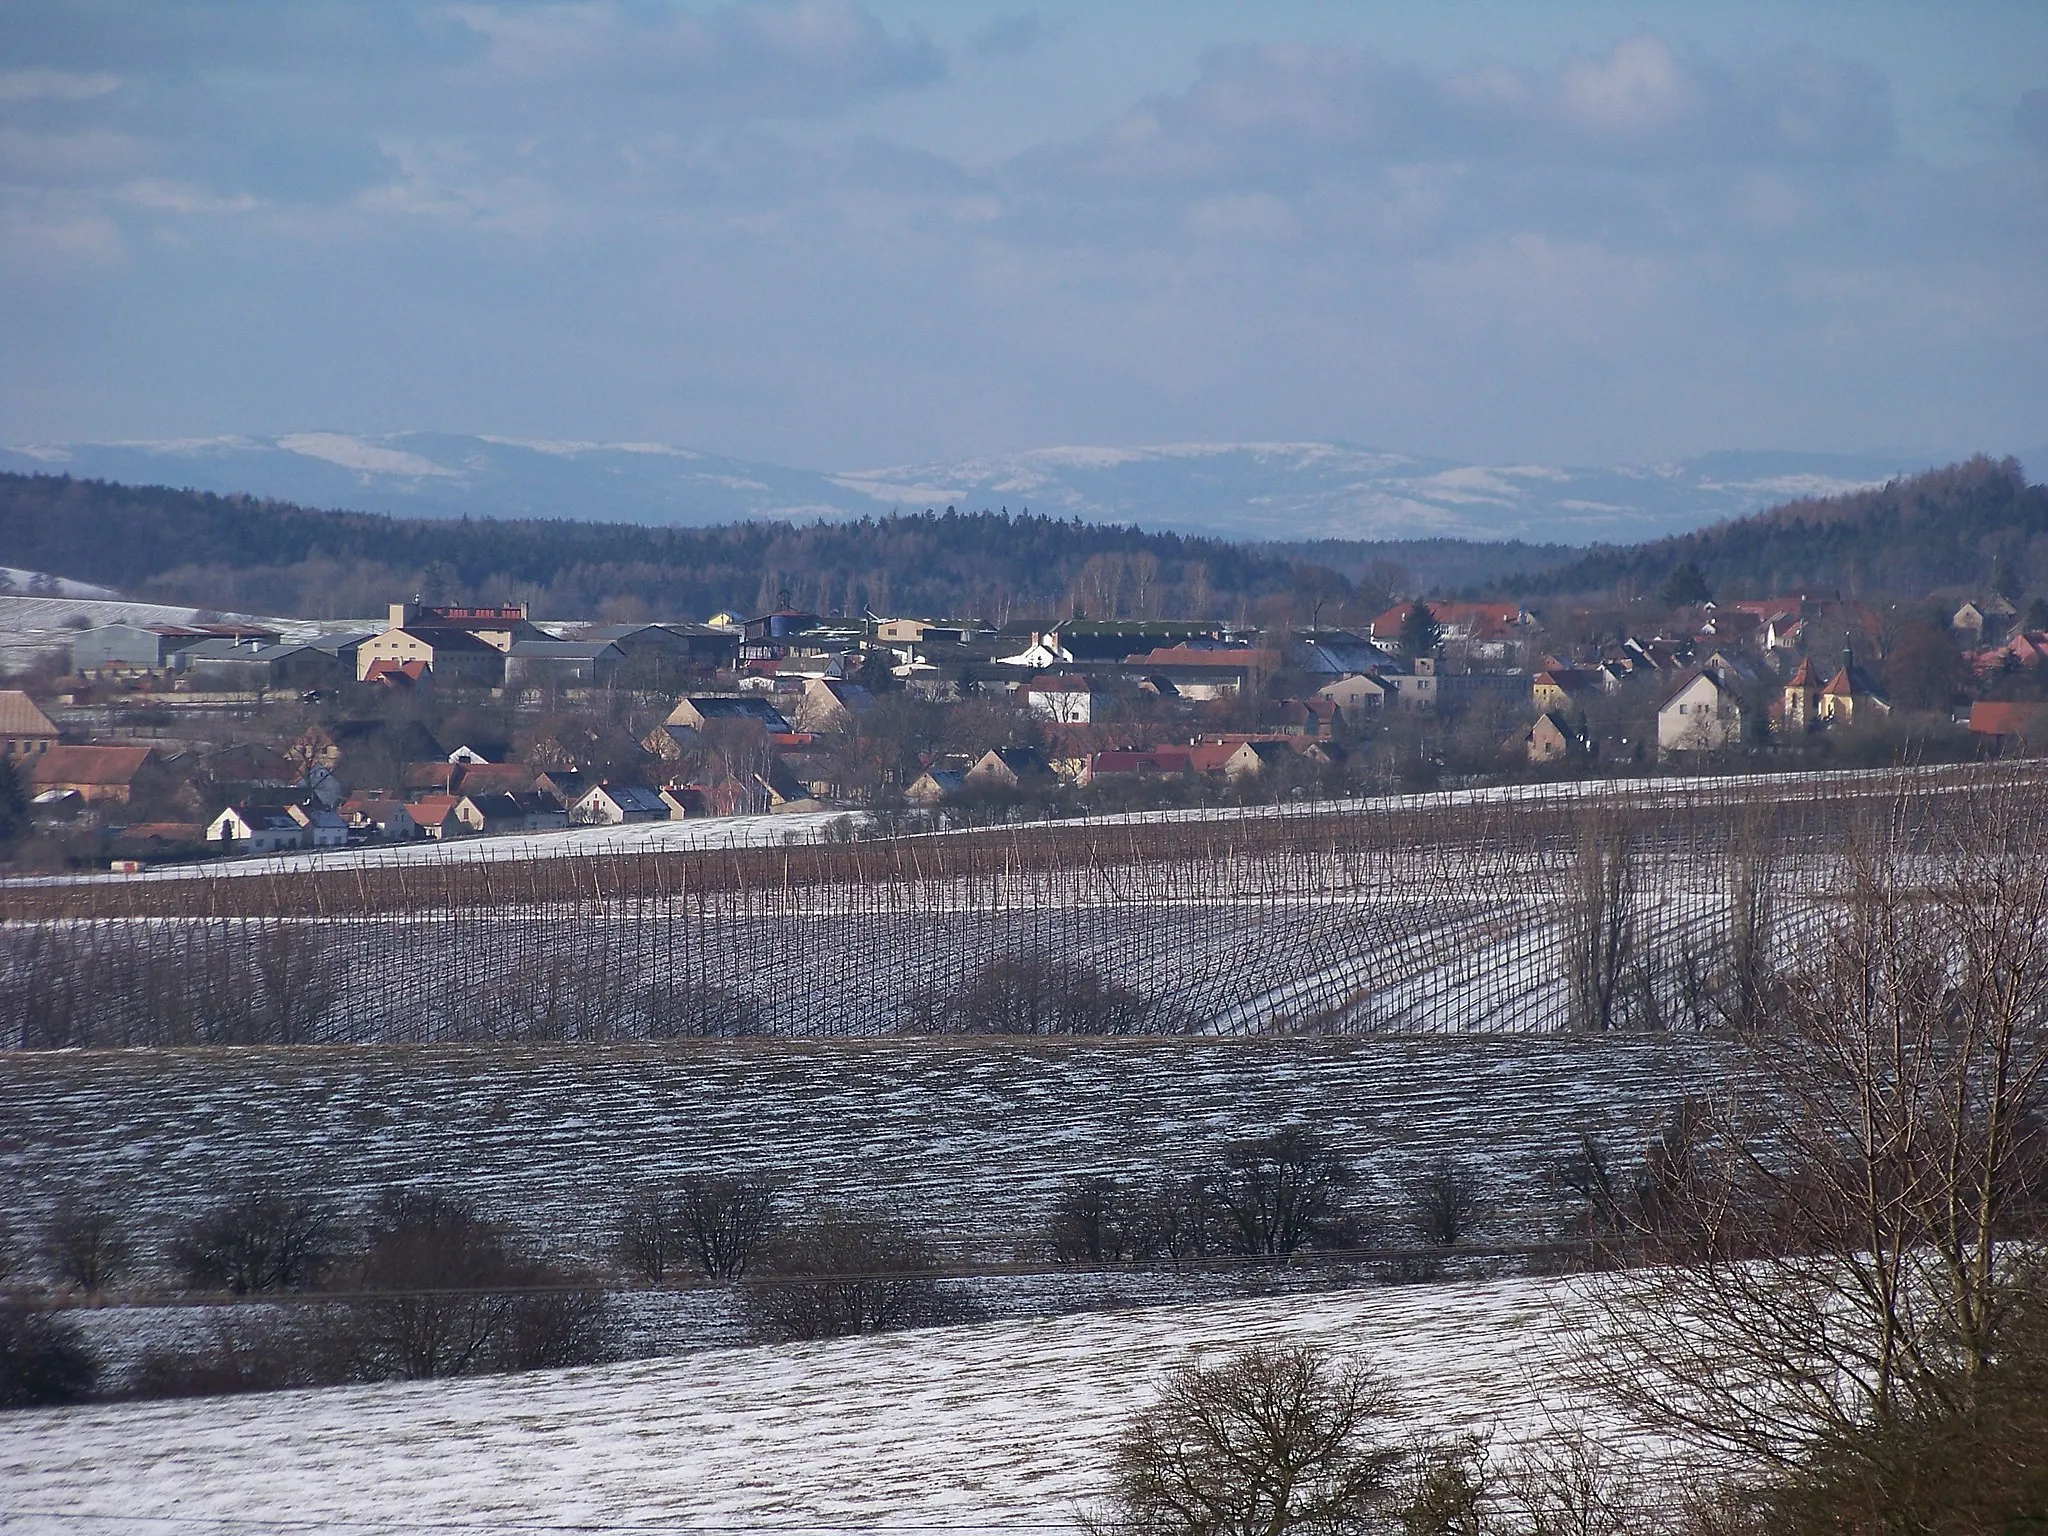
[1,1,2043,484]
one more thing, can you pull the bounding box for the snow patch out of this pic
[276,433,463,478]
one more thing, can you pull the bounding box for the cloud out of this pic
[1038,34,1894,190]
[972,13,1043,59]
[446,0,944,120]
[0,68,119,103]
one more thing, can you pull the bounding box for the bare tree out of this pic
[741,1211,972,1342]
[1579,779,2048,1497]
[41,1199,134,1298]
[331,1189,608,1380]
[1559,811,1636,1033]
[1402,1157,1484,1249]
[613,1189,678,1282]
[172,1188,340,1294]
[1047,1174,1137,1265]
[1215,1127,1356,1257]
[672,1175,780,1279]
[1092,1343,1401,1536]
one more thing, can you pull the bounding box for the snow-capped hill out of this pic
[1,431,1950,544]
[835,442,1939,543]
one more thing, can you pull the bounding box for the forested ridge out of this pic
[1513,455,2048,600]
[4,455,2043,621]
[0,473,1314,623]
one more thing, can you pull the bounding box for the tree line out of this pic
[1513,455,2048,602]
[0,472,1329,624]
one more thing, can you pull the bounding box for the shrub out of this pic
[741,1212,977,1342]
[41,1198,134,1297]
[0,1307,99,1408]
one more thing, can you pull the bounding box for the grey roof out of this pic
[508,639,624,659]
[590,783,669,813]
[180,639,324,663]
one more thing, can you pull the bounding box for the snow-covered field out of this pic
[0,1277,1616,1532]
[0,1037,1720,1268]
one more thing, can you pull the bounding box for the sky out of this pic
[1,1,2044,471]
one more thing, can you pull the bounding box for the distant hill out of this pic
[0,432,1940,543]
[1511,456,2048,602]
[0,472,1330,624]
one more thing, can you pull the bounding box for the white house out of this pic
[285,803,349,848]
[206,806,308,853]
[1378,656,1439,712]
[1023,675,1095,724]
[572,783,671,825]
[1657,670,1745,758]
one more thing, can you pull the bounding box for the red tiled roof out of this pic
[30,744,152,787]
[1968,702,2048,737]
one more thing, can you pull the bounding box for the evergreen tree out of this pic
[1658,560,1711,607]
[1398,601,1444,658]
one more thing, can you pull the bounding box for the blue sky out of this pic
[1,1,2043,470]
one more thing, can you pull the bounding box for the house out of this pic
[1657,670,1745,758]
[739,607,825,662]
[1222,740,1296,779]
[1505,711,1584,765]
[456,791,568,835]
[572,782,670,824]
[1818,654,1891,726]
[29,745,153,804]
[663,695,794,736]
[285,803,349,849]
[362,657,427,688]
[1972,631,2048,676]
[1379,656,1440,712]
[1289,631,1399,676]
[793,677,875,734]
[339,795,419,841]
[1952,597,2018,644]
[206,805,307,853]
[1968,701,2048,745]
[455,762,535,796]
[1531,669,1603,714]
[1368,601,1530,645]
[405,794,471,840]
[1120,646,1280,700]
[0,690,59,760]
[1022,675,1096,725]
[533,769,595,808]
[1273,698,1341,736]
[1314,673,1389,715]
[964,746,1055,792]
[1079,746,1195,784]
[904,768,967,804]
[381,600,541,651]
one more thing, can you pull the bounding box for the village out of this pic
[4,577,2044,869]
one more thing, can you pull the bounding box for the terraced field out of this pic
[0,1036,1725,1270]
